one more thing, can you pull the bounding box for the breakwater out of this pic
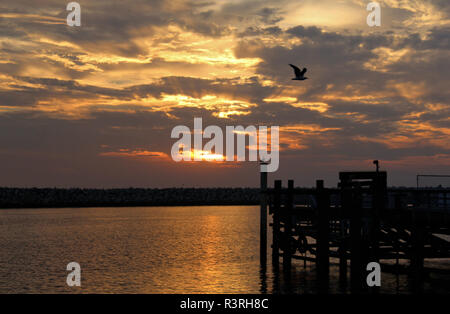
[0,187,260,208]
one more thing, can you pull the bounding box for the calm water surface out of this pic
[0,206,448,293]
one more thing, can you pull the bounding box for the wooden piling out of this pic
[371,174,384,262]
[272,180,282,267]
[411,211,425,293]
[369,173,385,293]
[260,166,268,265]
[350,184,364,293]
[316,180,330,292]
[339,186,349,288]
[283,180,294,271]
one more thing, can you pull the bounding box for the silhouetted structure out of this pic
[265,170,450,293]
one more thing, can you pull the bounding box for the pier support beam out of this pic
[411,212,425,293]
[339,188,349,288]
[316,180,330,292]
[339,238,347,288]
[282,180,294,271]
[350,185,364,293]
[260,163,268,266]
[272,180,281,267]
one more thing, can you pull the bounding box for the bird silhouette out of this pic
[289,64,308,80]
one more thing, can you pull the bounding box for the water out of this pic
[0,206,448,294]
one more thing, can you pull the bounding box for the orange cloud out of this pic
[100,149,169,159]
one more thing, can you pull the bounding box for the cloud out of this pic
[0,0,448,187]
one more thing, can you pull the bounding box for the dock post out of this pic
[272,180,282,267]
[369,173,385,294]
[283,180,294,271]
[316,180,330,292]
[411,211,425,293]
[339,186,349,288]
[339,236,347,288]
[350,184,364,293]
[260,162,268,266]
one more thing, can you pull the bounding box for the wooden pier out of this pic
[261,170,450,293]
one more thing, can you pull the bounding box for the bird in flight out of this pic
[289,64,308,80]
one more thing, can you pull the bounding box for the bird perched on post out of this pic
[289,64,308,80]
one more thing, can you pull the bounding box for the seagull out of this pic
[289,64,308,80]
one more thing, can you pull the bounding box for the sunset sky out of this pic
[0,0,449,188]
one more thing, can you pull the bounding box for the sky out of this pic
[0,0,449,188]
